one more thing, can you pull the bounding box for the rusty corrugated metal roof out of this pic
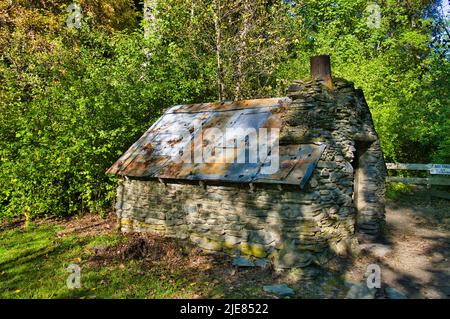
[107,98,325,188]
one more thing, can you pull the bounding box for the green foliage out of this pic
[276,0,450,163]
[0,0,449,220]
[0,2,215,220]
[0,223,200,298]
[386,182,414,200]
[151,0,301,100]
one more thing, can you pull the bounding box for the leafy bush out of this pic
[0,24,215,220]
[1,0,448,221]
[275,0,450,164]
[386,182,414,200]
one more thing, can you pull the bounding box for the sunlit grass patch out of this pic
[0,222,205,299]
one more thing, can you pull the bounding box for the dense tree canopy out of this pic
[0,0,448,220]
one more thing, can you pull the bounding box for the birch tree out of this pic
[143,0,158,39]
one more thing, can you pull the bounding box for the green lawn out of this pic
[0,221,220,299]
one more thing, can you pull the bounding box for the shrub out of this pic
[0,26,215,220]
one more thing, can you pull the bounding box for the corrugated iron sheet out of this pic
[107,98,326,188]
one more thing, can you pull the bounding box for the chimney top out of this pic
[310,55,333,89]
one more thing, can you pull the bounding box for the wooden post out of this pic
[427,169,431,206]
[310,55,333,89]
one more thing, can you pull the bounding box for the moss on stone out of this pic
[239,243,267,258]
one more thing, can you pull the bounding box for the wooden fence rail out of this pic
[386,163,450,186]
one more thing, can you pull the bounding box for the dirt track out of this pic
[347,190,450,299]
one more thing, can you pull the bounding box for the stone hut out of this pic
[107,55,386,269]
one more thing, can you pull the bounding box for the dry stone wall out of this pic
[116,177,358,269]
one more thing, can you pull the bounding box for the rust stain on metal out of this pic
[107,97,326,188]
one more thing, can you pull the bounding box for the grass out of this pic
[0,220,215,299]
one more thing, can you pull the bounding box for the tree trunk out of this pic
[234,0,253,100]
[213,0,225,101]
[144,0,158,39]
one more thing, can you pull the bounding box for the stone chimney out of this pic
[310,55,333,89]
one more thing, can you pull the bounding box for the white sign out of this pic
[430,166,450,175]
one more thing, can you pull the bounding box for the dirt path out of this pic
[347,191,449,299]
[383,192,450,298]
